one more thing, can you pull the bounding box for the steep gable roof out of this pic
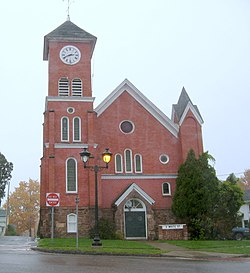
[94,79,179,137]
[43,20,97,60]
[172,87,203,126]
[114,183,155,207]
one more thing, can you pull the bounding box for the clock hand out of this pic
[63,53,74,59]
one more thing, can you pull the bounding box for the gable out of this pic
[172,87,203,126]
[114,183,155,207]
[95,79,179,138]
[178,102,204,126]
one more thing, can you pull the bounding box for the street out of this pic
[1,236,250,273]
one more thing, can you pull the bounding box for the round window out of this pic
[120,120,134,134]
[159,154,169,164]
[67,107,75,114]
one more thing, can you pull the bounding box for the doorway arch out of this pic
[124,199,147,239]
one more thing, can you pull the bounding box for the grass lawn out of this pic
[37,238,250,255]
[38,238,163,255]
[165,240,250,255]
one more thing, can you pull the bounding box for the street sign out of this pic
[46,192,60,207]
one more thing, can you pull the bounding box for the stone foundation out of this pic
[39,207,94,238]
[39,206,181,240]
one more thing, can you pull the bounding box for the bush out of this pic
[189,219,205,240]
[5,224,16,236]
[89,218,118,239]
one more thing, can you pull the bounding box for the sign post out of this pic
[46,193,60,239]
[51,207,54,239]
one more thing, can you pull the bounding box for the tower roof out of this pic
[43,20,97,60]
[172,87,203,125]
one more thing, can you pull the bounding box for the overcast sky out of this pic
[0,0,249,198]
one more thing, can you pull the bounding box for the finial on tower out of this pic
[63,0,74,21]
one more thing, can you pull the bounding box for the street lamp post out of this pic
[80,147,112,247]
[75,196,79,249]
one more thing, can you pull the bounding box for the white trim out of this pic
[73,116,81,142]
[94,79,179,138]
[159,154,170,165]
[67,107,75,114]
[124,149,133,173]
[179,101,204,126]
[119,120,135,134]
[61,116,69,142]
[124,198,146,211]
[45,96,95,111]
[47,96,94,102]
[67,213,77,233]
[115,183,155,207]
[66,157,78,193]
[134,154,143,173]
[115,153,123,173]
[102,174,177,180]
[162,182,171,196]
[54,143,98,149]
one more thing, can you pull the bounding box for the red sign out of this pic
[46,193,60,207]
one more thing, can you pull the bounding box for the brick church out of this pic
[39,19,203,239]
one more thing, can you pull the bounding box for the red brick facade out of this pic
[39,20,204,239]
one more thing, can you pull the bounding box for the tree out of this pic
[226,173,239,185]
[172,151,244,239]
[172,150,219,239]
[0,152,13,206]
[214,176,243,238]
[239,169,250,190]
[4,179,40,236]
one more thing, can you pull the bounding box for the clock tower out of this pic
[40,20,97,237]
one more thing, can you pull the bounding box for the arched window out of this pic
[115,154,123,173]
[66,158,77,193]
[134,154,142,173]
[58,77,69,96]
[67,213,77,233]
[124,199,145,211]
[73,117,81,142]
[162,182,171,196]
[124,149,132,173]
[72,78,82,96]
[61,117,69,141]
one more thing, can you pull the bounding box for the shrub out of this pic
[89,218,118,239]
[5,224,16,236]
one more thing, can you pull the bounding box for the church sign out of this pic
[160,224,185,230]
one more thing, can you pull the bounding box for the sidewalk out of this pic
[147,241,245,259]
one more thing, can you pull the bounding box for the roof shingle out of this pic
[43,20,97,60]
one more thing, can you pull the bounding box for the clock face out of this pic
[60,45,81,65]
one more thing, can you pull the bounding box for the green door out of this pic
[125,211,146,238]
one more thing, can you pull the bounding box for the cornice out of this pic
[101,174,177,180]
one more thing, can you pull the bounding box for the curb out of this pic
[31,247,163,257]
[31,247,250,260]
